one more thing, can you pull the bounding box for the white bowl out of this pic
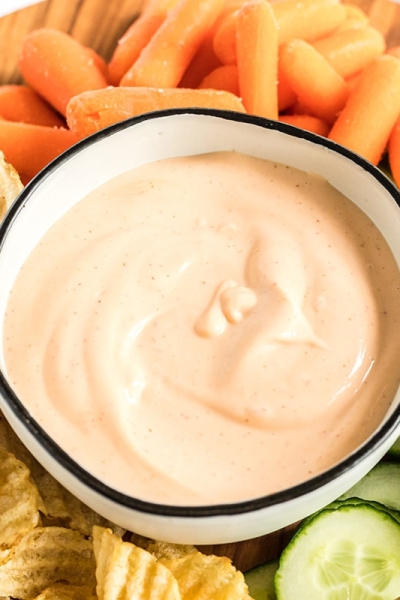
[1,109,400,545]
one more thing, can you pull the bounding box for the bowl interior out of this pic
[1,109,400,543]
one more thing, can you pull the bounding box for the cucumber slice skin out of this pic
[274,504,400,600]
[336,497,400,523]
[288,496,400,550]
[245,560,279,600]
[320,497,400,524]
[340,461,400,511]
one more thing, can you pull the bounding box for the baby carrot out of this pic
[0,85,65,127]
[213,9,238,65]
[178,0,245,88]
[179,1,248,87]
[368,0,398,37]
[272,0,347,45]
[120,0,227,88]
[278,65,296,112]
[212,0,347,66]
[345,71,361,93]
[336,19,367,33]
[0,121,80,185]
[198,64,239,95]
[85,47,109,81]
[337,4,369,31]
[312,26,386,79]
[179,29,221,88]
[388,116,400,188]
[279,38,349,123]
[218,0,248,14]
[342,3,369,23]
[108,14,166,85]
[18,28,108,116]
[236,0,279,119]
[387,45,400,59]
[279,114,330,137]
[328,54,400,165]
[66,86,245,138]
[141,0,181,14]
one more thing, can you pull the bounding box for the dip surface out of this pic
[4,151,400,505]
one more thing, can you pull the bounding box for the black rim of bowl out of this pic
[1,107,400,519]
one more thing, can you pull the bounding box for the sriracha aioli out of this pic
[3,151,400,505]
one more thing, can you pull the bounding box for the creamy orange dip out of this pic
[3,151,400,505]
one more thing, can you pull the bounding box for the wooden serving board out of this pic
[1,0,400,573]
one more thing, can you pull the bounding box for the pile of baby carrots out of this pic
[2,0,400,186]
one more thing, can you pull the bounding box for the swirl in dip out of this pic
[3,151,400,505]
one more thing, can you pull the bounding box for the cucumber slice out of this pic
[326,497,400,523]
[298,496,400,538]
[340,461,400,511]
[345,498,400,523]
[245,559,279,600]
[275,504,400,600]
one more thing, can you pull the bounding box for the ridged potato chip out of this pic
[0,526,96,599]
[160,551,253,600]
[34,471,125,537]
[0,447,40,550]
[93,526,181,600]
[0,150,23,219]
[136,538,197,561]
[33,583,97,600]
